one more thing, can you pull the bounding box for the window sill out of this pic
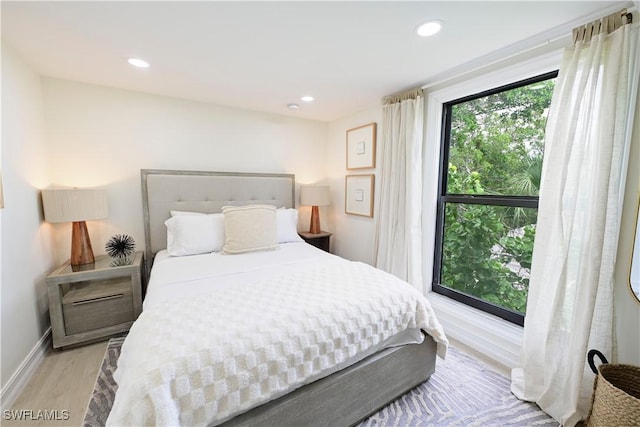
[427,292,523,369]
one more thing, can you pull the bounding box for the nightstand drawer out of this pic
[47,252,143,349]
[62,278,133,335]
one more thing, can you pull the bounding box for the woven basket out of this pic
[587,350,640,427]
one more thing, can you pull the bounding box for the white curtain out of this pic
[511,21,640,426]
[373,91,424,289]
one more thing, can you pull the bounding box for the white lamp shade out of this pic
[42,188,108,223]
[300,185,330,206]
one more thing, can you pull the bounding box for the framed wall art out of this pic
[346,122,377,170]
[345,174,374,217]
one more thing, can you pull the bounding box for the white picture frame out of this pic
[346,123,377,170]
[345,174,374,217]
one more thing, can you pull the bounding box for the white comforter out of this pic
[107,243,447,427]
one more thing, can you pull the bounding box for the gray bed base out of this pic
[140,169,438,427]
[222,335,437,427]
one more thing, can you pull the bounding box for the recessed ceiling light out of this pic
[128,58,149,68]
[301,96,314,102]
[287,103,300,110]
[417,20,443,37]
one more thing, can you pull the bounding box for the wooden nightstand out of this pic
[46,252,143,349]
[299,231,332,253]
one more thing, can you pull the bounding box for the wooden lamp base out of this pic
[71,221,95,266]
[309,205,321,234]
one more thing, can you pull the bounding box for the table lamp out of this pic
[300,185,330,234]
[42,188,108,265]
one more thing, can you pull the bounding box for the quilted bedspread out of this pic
[106,259,447,427]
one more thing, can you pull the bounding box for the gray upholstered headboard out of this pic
[141,169,295,274]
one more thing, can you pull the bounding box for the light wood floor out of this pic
[4,340,108,427]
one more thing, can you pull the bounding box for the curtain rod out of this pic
[383,88,423,105]
[572,8,633,44]
[421,2,636,91]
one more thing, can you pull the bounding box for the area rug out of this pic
[83,338,558,426]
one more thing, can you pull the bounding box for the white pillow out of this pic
[222,205,278,254]
[164,213,225,256]
[276,208,303,243]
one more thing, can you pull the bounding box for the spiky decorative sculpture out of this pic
[105,234,135,260]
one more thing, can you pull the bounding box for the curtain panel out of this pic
[374,91,424,290]
[511,20,640,426]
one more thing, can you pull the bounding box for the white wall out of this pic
[41,78,329,265]
[326,106,381,263]
[1,47,56,390]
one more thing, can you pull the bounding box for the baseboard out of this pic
[427,293,523,369]
[0,327,52,411]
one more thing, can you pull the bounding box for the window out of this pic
[432,71,557,325]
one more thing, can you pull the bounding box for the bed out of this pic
[106,169,447,427]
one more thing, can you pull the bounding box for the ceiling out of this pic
[1,1,629,122]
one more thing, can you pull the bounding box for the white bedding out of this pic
[107,242,448,427]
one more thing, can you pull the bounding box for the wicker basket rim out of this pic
[599,364,640,371]
[596,365,640,402]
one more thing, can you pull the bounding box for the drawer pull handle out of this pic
[73,294,124,305]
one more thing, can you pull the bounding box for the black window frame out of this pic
[432,70,558,326]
